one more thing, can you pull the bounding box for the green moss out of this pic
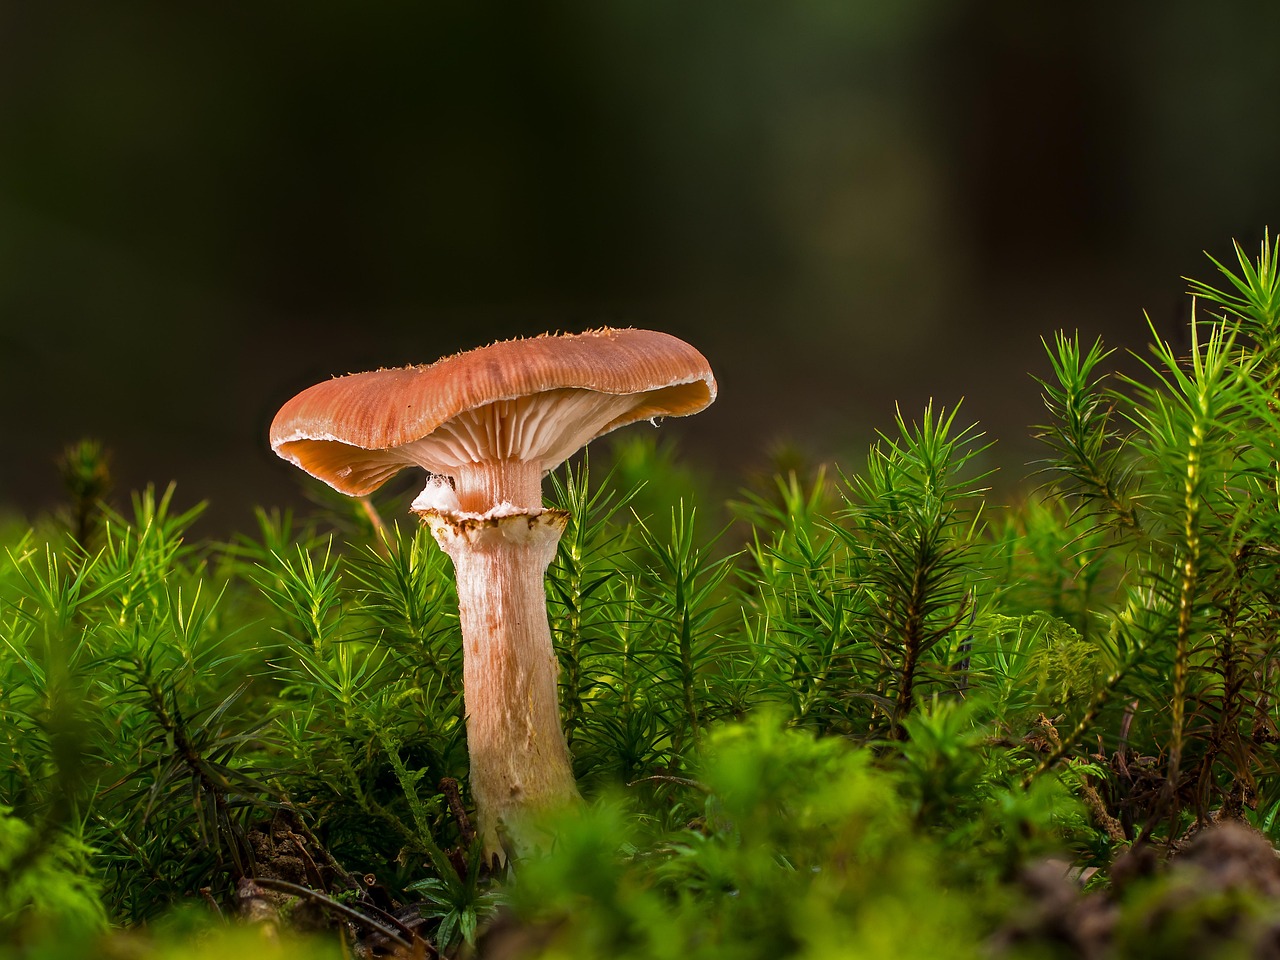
[6,234,1280,955]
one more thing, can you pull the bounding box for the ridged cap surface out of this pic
[270,328,717,496]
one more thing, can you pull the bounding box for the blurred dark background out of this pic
[3,2,1278,532]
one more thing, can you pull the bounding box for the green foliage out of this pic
[407,840,505,950]
[8,232,1280,955]
[0,805,106,944]
[1187,229,1280,374]
[1029,237,1280,841]
[56,439,112,549]
[735,468,870,734]
[836,401,989,735]
[510,713,988,960]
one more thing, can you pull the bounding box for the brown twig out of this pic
[249,877,429,955]
[440,777,474,847]
[626,774,709,792]
[1079,780,1127,843]
[360,497,391,557]
[199,886,223,919]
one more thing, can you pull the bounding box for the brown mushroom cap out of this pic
[270,327,717,500]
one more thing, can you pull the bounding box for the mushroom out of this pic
[269,328,716,857]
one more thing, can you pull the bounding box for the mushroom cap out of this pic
[270,327,717,497]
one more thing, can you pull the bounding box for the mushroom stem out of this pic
[453,460,543,513]
[419,507,580,859]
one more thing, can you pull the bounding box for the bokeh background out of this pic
[3,2,1279,532]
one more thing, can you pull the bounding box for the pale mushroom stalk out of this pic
[269,328,717,861]
[417,451,580,854]
[419,494,575,857]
